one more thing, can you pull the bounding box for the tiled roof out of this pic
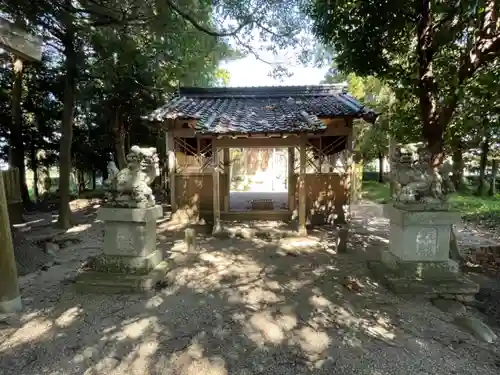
[147,85,376,134]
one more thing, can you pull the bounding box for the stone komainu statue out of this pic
[104,146,160,208]
[391,143,450,207]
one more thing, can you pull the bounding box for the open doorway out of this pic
[229,148,289,211]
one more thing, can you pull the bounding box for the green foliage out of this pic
[362,181,500,226]
[361,181,391,204]
[307,0,415,80]
[307,0,500,151]
[0,0,241,171]
[323,71,399,160]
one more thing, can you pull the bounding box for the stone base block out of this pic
[386,207,461,262]
[368,260,479,298]
[380,249,460,279]
[99,205,162,259]
[73,261,169,294]
[90,251,163,275]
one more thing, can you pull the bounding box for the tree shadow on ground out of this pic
[1,209,500,374]
[462,209,500,232]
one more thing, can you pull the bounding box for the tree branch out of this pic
[233,35,277,65]
[164,0,254,37]
[438,0,500,129]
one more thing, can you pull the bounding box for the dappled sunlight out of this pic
[170,238,189,253]
[0,316,53,350]
[295,326,331,355]
[3,200,500,375]
[145,295,164,309]
[168,354,228,375]
[55,306,84,328]
[121,317,157,339]
[245,286,284,306]
[244,310,292,345]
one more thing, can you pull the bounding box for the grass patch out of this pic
[361,181,500,227]
[450,193,500,228]
[449,193,500,216]
[361,181,391,204]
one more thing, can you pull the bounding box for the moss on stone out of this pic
[91,255,150,275]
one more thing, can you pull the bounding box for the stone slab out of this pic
[380,249,459,277]
[432,299,466,316]
[98,205,163,223]
[453,316,498,343]
[368,260,479,297]
[384,205,461,227]
[73,261,169,294]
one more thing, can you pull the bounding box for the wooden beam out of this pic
[170,128,196,138]
[213,137,299,148]
[298,135,307,236]
[0,18,42,62]
[212,144,222,234]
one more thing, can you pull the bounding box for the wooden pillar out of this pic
[212,143,222,234]
[166,131,176,211]
[158,130,167,190]
[223,148,230,212]
[2,168,23,224]
[318,137,324,173]
[0,17,42,313]
[0,172,22,313]
[347,128,355,206]
[348,122,358,209]
[298,134,307,236]
[288,147,295,212]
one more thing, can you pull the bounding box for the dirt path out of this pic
[1,201,499,375]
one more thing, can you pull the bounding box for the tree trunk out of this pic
[57,15,77,229]
[92,170,97,190]
[112,110,127,170]
[77,170,85,193]
[102,163,108,182]
[489,159,497,196]
[476,136,490,196]
[378,152,384,183]
[9,57,31,209]
[451,138,466,191]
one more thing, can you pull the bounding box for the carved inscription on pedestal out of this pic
[415,228,438,258]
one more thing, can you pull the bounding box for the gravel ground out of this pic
[1,201,499,375]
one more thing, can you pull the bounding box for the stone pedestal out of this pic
[75,205,168,293]
[369,205,478,298]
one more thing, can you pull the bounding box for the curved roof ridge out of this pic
[178,84,348,98]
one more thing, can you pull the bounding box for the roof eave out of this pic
[197,128,327,137]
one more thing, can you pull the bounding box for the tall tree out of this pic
[308,0,500,166]
[1,0,315,228]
